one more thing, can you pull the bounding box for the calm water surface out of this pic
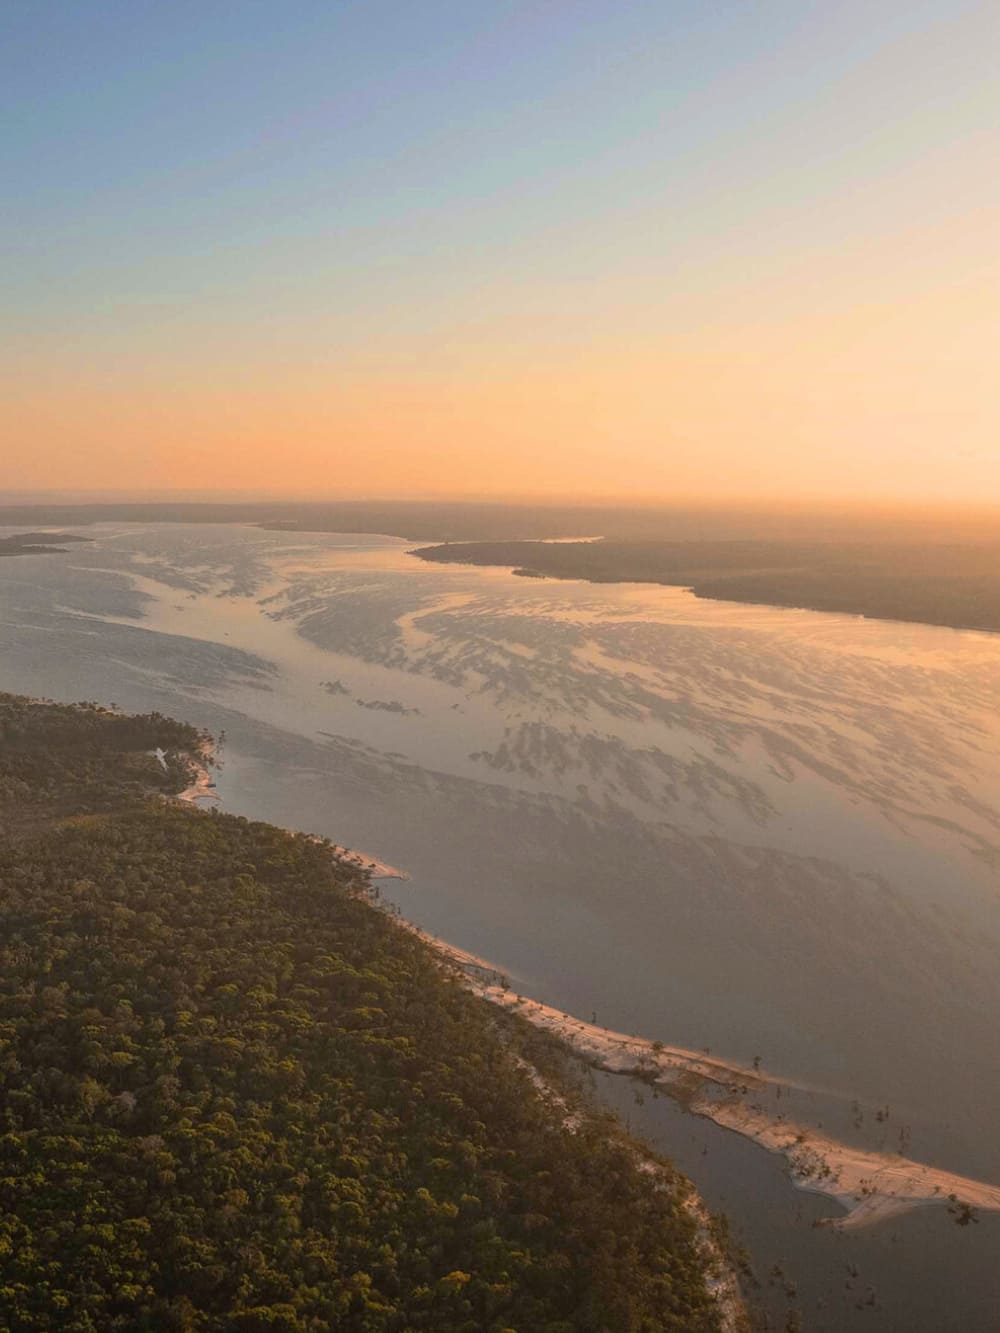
[2,522,999,1330]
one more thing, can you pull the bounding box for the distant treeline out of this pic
[1,498,997,544]
[0,693,728,1331]
[413,539,1000,635]
[0,532,90,558]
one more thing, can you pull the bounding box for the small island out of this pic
[0,531,92,558]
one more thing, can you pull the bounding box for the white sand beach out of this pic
[174,742,220,804]
[480,987,1000,1229]
[398,919,1000,1231]
[333,846,409,880]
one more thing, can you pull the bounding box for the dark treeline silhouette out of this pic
[0,532,91,558]
[414,539,1000,635]
[1,498,998,544]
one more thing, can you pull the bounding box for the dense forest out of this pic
[0,693,729,1331]
[413,539,1000,635]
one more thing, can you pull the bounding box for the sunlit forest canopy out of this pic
[0,694,724,1331]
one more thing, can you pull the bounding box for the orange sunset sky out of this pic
[3,3,999,504]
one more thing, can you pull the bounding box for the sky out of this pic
[2,0,999,504]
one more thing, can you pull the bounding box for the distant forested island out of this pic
[413,539,1000,635]
[0,532,91,558]
[9,495,996,632]
[0,693,733,1331]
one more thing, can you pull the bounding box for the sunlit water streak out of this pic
[2,521,999,1330]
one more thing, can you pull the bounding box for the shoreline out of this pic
[172,749,999,1245]
[168,766,743,1321]
[333,846,409,881]
[171,744,406,880]
[393,914,1000,1232]
[171,754,1000,1235]
[410,547,1000,639]
[484,988,1000,1229]
[172,740,221,805]
[393,913,748,1328]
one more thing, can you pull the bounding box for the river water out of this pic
[2,521,999,1330]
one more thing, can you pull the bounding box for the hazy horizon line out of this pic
[3,487,1000,518]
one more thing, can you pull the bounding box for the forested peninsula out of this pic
[0,694,734,1332]
[412,540,1000,636]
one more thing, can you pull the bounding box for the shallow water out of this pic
[2,521,999,1329]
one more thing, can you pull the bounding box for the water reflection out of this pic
[1,521,999,1329]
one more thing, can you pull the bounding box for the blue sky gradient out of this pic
[3,1,998,499]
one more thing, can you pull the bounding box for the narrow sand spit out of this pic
[168,765,999,1233]
[484,987,1000,1229]
[334,847,408,881]
[175,743,220,804]
[304,834,409,881]
[394,920,1000,1230]
[701,1098,1000,1229]
[177,764,219,803]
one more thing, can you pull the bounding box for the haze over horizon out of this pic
[4,2,999,505]
[6,12,1000,1328]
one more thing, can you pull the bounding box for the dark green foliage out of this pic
[0,696,721,1331]
[0,695,202,837]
